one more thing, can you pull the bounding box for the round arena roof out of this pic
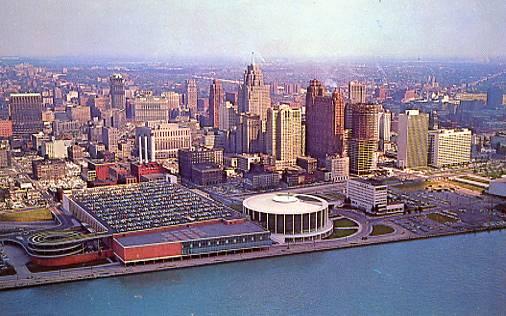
[243,193,328,215]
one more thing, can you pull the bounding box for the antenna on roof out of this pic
[251,51,255,65]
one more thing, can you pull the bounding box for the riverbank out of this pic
[1,224,504,291]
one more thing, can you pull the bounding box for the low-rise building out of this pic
[32,159,67,180]
[346,179,403,215]
[191,163,224,185]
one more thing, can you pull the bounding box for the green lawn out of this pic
[427,213,458,224]
[370,225,394,236]
[0,208,53,222]
[393,181,434,192]
[333,218,359,228]
[327,228,358,239]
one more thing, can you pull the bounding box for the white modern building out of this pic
[243,193,333,243]
[346,179,404,215]
[428,128,472,167]
[324,155,350,182]
[41,139,68,159]
[135,122,191,162]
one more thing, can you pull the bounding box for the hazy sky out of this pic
[1,0,505,60]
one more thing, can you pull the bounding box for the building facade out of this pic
[397,109,429,169]
[135,122,191,161]
[305,80,345,159]
[428,129,472,167]
[9,93,44,136]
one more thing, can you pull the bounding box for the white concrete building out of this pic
[41,139,68,159]
[428,128,472,167]
[346,179,388,214]
[135,122,191,162]
[324,156,350,182]
[243,193,333,243]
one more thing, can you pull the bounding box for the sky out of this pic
[0,0,505,60]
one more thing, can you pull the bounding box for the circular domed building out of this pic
[242,193,333,243]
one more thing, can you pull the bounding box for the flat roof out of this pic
[115,221,267,247]
[243,193,327,214]
[70,181,240,233]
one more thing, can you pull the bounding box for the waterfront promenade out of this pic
[1,220,503,291]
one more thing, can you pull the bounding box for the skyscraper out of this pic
[397,109,429,169]
[209,79,224,128]
[487,86,503,109]
[305,79,345,159]
[238,63,271,120]
[378,108,392,152]
[349,103,379,175]
[110,74,126,110]
[185,79,198,115]
[428,128,472,168]
[266,104,303,169]
[9,93,44,136]
[345,81,367,129]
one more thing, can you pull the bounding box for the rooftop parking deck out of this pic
[70,181,240,233]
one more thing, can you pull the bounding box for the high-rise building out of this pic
[349,103,379,175]
[209,79,224,128]
[110,74,126,110]
[235,113,263,154]
[487,86,504,109]
[378,108,392,152]
[161,91,181,110]
[0,140,11,168]
[129,95,169,122]
[397,109,429,169]
[348,81,367,104]
[9,93,44,136]
[184,79,198,115]
[225,91,238,106]
[238,64,271,120]
[102,127,120,153]
[345,81,366,129]
[428,129,472,168]
[266,104,303,169]
[305,79,345,159]
[135,122,192,162]
[218,101,237,131]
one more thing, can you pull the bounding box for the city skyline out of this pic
[1,0,505,60]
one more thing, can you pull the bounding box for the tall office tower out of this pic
[184,79,198,115]
[349,103,380,175]
[487,86,503,109]
[135,122,192,162]
[238,63,271,120]
[397,109,429,169]
[345,81,367,129]
[209,79,224,128]
[9,93,44,136]
[428,129,472,168]
[305,79,345,159]
[378,108,392,152]
[110,74,126,110]
[102,127,119,153]
[266,104,303,169]
[236,113,263,154]
[161,91,181,110]
[225,91,238,106]
[429,110,439,130]
[218,101,237,131]
[129,94,169,122]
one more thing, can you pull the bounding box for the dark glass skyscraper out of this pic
[9,93,44,136]
[110,74,126,110]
